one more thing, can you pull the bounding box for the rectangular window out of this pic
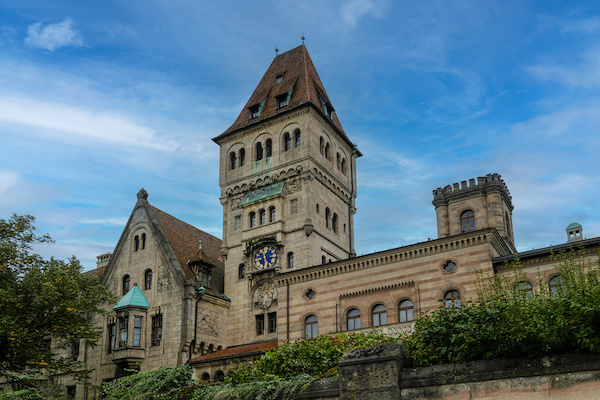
[151,315,162,346]
[118,317,128,348]
[268,312,277,333]
[133,316,142,347]
[255,314,265,335]
[71,339,80,361]
[276,94,288,109]
[108,323,116,353]
[66,385,76,398]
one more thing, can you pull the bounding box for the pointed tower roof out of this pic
[113,285,150,309]
[213,45,352,146]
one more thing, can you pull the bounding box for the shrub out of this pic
[101,365,193,400]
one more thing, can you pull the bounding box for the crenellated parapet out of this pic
[432,173,513,211]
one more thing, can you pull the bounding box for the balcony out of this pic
[111,347,145,369]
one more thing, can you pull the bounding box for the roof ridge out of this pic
[149,205,221,241]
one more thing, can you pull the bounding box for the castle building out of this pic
[52,45,599,397]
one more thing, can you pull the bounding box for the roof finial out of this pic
[275,44,279,56]
[301,34,305,45]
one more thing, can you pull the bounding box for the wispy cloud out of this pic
[527,46,600,88]
[25,18,83,51]
[560,15,600,35]
[80,218,129,226]
[341,0,386,27]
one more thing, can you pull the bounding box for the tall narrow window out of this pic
[118,317,128,347]
[268,312,277,333]
[141,233,146,250]
[249,212,256,228]
[325,208,331,229]
[332,213,338,233]
[399,300,414,322]
[230,152,237,169]
[238,264,246,279]
[256,143,263,161]
[549,276,562,295]
[294,129,301,147]
[151,315,162,346]
[347,308,361,331]
[337,153,341,170]
[256,314,265,335]
[133,316,142,347]
[321,255,326,264]
[372,304,387,327]
[284,132,291,151]
[341,158,347,175]
[269,206,276,222]
[460,210,475,233]
[287,252,294,268]
[239,148,245,166]
[325,143,331,160]
[259,209,266,225]
[108,323,116,353]
[122,275,130,295]
[144,269,152,290]
[265,139,272,157]
[71,339,80,361]
[305,315,318,338]
[320,137,324,155]
[444,290,461,308]
[134,235,139,251]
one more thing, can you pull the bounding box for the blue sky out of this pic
[1,0,599,270]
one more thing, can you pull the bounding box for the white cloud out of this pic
[25,18,83,51]
[560,16,600,35]
[80,218,129,226]
[341,0,386,27]
[527,46,600,88]
[0,95,175,151]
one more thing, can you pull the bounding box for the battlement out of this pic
[432,173,512,209]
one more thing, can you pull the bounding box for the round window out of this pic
[443,261,457,273]
[305,289,316,300]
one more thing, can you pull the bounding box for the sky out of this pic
[1,0,599,270]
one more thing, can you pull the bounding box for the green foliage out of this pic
[404,247,600,366]
[102,365,193,400]
[0,389,44,400]
[229,331,399,383]
[0,214,115,386]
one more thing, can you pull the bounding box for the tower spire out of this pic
[275,44,279,56]
[301,34,305,45]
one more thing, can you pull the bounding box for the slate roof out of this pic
[113,285,150,309]
[213,45,351,146]
[190,340,278,364]
[149,205,225,294]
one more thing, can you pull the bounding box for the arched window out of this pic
[269,206,276,223]
[249,212,256,228]
[332,213,338,234]
[239,148,245,166]
[549,276,562,295]
[265,139,272,157]
[122,275,130,295]
[506,212,511,238]
[325,208,330,229]
[256,142,263,161]
[399,300,414,322]
[294,129,301,147]
[305,315,318,338]
[208,344,214,353]
[214,371,225,382]
[337,153,341,169]
[201,373,210,382]
[144,269,152,290]
[515,281,533,298]
[141,233,146,250]
[284,132,291,151]
[259,209,266,225]
[238,264,246,279]
[134,235,139,252]
[321,255,326,264]
[319,137,324,155]
[287,252,294,268]
[347,308,361,331]
[444,290,461,307]
[372,304,387,327]
[325,143,331,160]
[341,158,347,175]
[460,210,475,233]
[230,152,237,169]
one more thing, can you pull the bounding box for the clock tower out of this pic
[212,45,361,346]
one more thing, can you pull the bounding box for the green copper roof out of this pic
[113,285,150,309]
[240,181,285,207]
[566,222,582,230]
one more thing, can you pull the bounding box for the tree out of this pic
[0,214,114,388]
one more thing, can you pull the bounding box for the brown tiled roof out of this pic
[190,340,278,364]
[213,45,350,145]
[149,206,224,292]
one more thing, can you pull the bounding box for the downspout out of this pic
[286,280,290,341]
[188,286,205,363]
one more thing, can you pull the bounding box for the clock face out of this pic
[254,246,277,269]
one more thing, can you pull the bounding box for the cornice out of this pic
[340,280,415,299]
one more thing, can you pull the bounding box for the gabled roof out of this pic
[113,285,150,309]
[213,45,351,145]
[190,340,278,364]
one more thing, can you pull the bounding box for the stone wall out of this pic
[296,343,600,400]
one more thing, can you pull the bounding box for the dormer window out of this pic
[249,104,260,120]
[276,75,283,83]
[276,93,288,109]
[319,95,333,119]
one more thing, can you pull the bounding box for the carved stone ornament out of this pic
[137,188,148,199]
[230,197,241,211]
[286,178,302,194]
[253,281,278,310]
[304,220,314,236]
[197,309,218,337]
